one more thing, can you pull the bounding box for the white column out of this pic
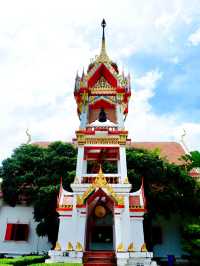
[82,160,87,175]
[77,212,87,250]
[130,217,145,251]
[116,104,124,129]
[75,147,84,181]
[114,212,122,250]
[80,106,88,129]
[57,216,73,251]
[122,195,131,249]
[71,195,78,248]
[73,196,87,250]
[119,146,127,182]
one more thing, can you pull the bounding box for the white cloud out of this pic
[0,0,200,162]
[126,70,200,151]
[188,27,200,46]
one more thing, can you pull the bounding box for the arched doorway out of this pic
[85,188,115,251]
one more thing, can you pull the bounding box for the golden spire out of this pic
[96,19,111,63]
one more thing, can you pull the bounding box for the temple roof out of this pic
[129,141,186,165]
[32,141,186,164]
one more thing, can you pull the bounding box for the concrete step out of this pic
[83,251,116,266]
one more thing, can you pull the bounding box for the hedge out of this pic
[29,262,83,266]
[0,256,45,266]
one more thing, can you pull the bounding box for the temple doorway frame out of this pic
[85,188,115,251]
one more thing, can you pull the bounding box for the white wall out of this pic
[153,215,184,258]
[0,205,51,255]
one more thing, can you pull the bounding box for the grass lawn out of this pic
[30,264,82,266]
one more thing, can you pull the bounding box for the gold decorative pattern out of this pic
[76,195,84,205]
[93,167,107,187]
[117,243,125,252]
[141,243,148,252]
[128,242,135,252]
[119,133,127,145]
[85,137,119,145]
[76,242,83,251]
[54,242,61,251]
[76,168,124,206]
[95,36,111,64]
[123,177,129,184]
[81,185,95,204]
[91,77,116,95]
[73,176,80,184]
[76,135,128,145]
[94,76,112,89]
[116,195,124,205]
[66,241,73,251]
[91,88,116,95]
[58,205,73,209]
[76,133,85,145]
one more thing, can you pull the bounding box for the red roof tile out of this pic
[128,142,186,164]
[32,141,51,148]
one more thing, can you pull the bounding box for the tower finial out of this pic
[101,19,106,40]
[96,19,110,63]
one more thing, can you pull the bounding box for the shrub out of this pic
[0,256,45,266]
[29,264,82,266]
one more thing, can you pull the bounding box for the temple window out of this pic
[152,226,162,245]
[4,223,29,241]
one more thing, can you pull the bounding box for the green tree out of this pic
[1,142,77,245]
[181,150,200,171]
[181,151,200,265]
[1,143,199,260]
[126,148,198,218]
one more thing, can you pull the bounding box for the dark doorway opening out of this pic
[86,189,114,251]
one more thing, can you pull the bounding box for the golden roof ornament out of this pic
[117,242,125,252]
[128,242,135,252]
[93,165,107,187]
[26,128,31,144]
[76,242,83,251]
[141,243,148,252]
[180,128,189,153]
[54,241,61,251]
[95,19,111,64]
[76,166,124,206]
[66,241,73,251]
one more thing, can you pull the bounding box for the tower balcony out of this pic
[82,174,119,184]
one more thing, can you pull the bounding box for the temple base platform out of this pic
[46,250,83,264]
[46,250,157,266]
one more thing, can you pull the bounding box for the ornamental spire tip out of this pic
[95,19,110,63]
[101,19,106,40]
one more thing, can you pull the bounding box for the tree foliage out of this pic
[1,142,199,259]
[1,142,77,245]
[127,148,199,218]
[181,150,200,171]
[180,151,200,264]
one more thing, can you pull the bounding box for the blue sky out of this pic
[0,0,200,163]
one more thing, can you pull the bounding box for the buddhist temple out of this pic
[48,19,155,266]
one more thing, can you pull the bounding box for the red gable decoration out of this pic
[88,64,117,88]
